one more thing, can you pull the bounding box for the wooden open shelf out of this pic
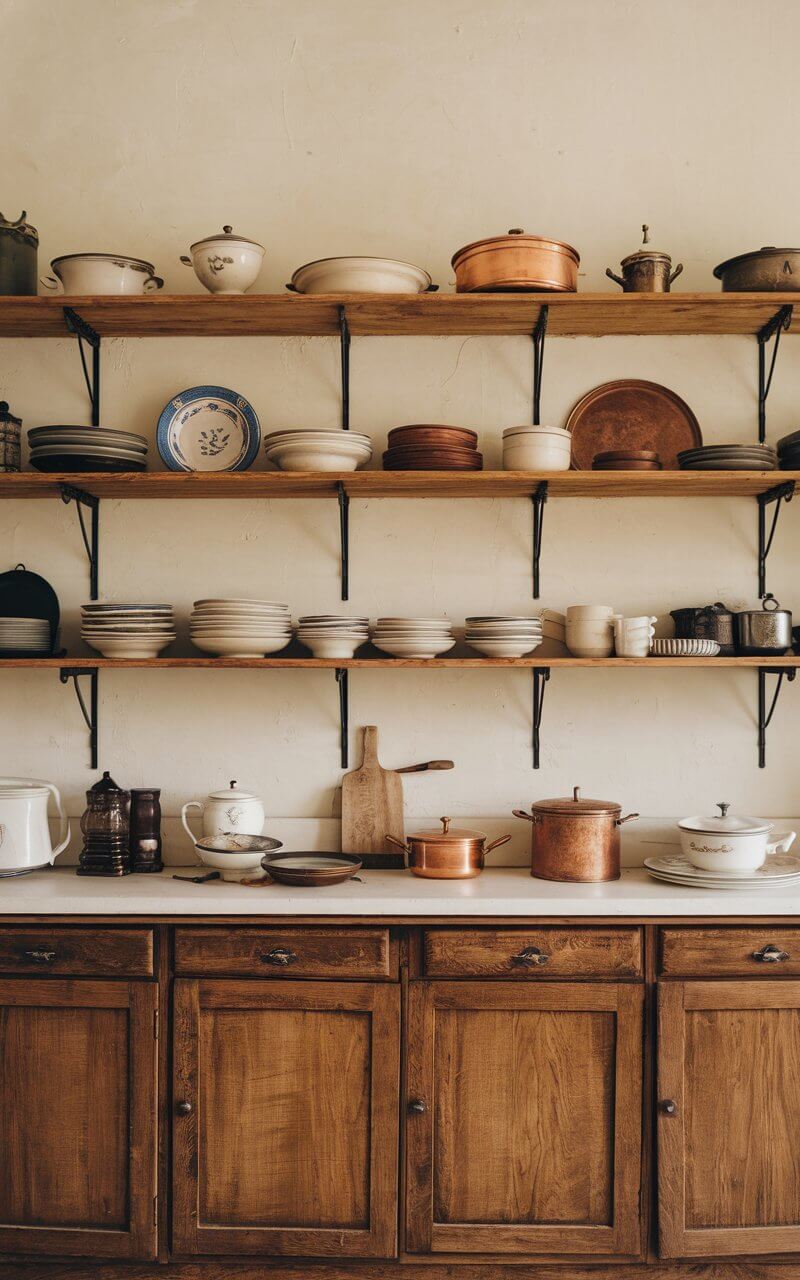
[1,470,796,500]
[1,292,799,338]
[5,655,798,670]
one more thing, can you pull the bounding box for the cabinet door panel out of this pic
[406,981,643,1257]
[173,979,399,1257]
[0,979,157,1259]
[658,980,800,1258]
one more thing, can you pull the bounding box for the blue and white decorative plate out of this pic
[157,385,260,472]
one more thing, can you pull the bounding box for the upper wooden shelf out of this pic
[0,292,798,338]
[1,470,796,500]
[2,655,798,670]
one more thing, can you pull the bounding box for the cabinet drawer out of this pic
[0,927,154,976]
[660,926,800,976]
[422,927,642,978]
[174,926,397,979]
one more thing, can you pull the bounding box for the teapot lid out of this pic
[190,226,265,251]
[207,779,261,802]
[89,770,126,795]
[620,224,672,268]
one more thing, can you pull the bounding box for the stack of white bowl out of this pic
[502,424,572,471]
[372,618,455,659]
[465,615,543,657]
[565,605,615,658]
[0,616,51,654]
[297,615,369,658]
[189,599,291,657]
[264,429,373,473]
[81,603,176,658]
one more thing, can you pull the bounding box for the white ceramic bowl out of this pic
[289,256,432,294]
[83,637,175,658]
[190,634,291,657]
[503,442,571,472]
[43,253,163,295]
[194,834,282,882]
[503,424,572,442]
[181,228,265,294]
[299,637,367,658]
[566,605,615,621]
[467,638,543,657]
[267,443,372,472]
[565,620,614,658]
[373,637,456,658]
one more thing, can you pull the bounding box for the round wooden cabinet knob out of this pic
[408,1098,427,1115]
[660,1099,677,1116]
[176,1100,193,1116]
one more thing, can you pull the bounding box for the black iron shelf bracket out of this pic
[59,484,100,600]
[757,480,794,599]
[532,666,551,769]
[339,306,350,431]
[337,481,350,602]
[757,304,793,443]
[532,304,549,425]
[531,481,548,599]
[63,307,101,427]
[335,666,349,768]
[59,667,99,769]
[757,665,796,768]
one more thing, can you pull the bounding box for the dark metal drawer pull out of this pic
[22,949,56,963]
[752,943,789,963]
[260,947,298,967]
[408,1098,427,1115]
[176,1100,192,1116]
[660,1099,677,1116]
[511,945,550,967]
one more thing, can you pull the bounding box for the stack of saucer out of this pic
[777,430,800,469]
[28,426,148,472]
[264,429,372,473]
[81,603,175,658]
[0,616,51,654]
[296,615,369,658]
[465,615,543,657]
[678,443,778,471]
[371,617,455,658]
[383,425,482,471]
[190,598,291,657]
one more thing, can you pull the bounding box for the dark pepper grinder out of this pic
[77,771,131,877]
[130,788,163,873]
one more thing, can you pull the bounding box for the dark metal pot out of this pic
[670,602,736,655]
[735,595,793,655]
[0,212,38,296]
[714,246,800,292]
[606,225,683,293]
[513,787,638,883]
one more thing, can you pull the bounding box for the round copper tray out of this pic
[567,380,701,470]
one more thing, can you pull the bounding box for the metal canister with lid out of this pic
[513,786,639,882]
[0,403,21,473]
[606,224,683,293]
[0,212,38,295]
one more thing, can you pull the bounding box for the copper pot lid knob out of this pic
[573,786,581,802]
[440,816,451,834]
[508,228,525,235]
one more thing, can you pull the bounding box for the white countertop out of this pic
[1,866,799,917]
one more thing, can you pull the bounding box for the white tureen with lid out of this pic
[181,780,265,845]
[678,802,795,872]
[180,226,265,294]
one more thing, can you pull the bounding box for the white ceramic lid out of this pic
[0,782,50,798]
[207,780,261,802]
[678,802,772,835]
[190,226,265,252]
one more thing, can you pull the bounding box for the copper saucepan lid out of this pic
[387,817,511,854]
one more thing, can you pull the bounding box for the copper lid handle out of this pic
[573,786,581,802]
[508,228,525,235]
[440,817,451,834]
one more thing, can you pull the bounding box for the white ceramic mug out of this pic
[613,615,657,658]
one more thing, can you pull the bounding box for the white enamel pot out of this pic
[181,780,265,847]
[180,226,265,294]
[43,253,163,295]
[0,777,70,877]
[679,802,796,872]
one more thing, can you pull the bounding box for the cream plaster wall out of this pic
[2,0,800,858]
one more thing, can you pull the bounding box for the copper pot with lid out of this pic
[606,225,683,293]
[513,786,638,882]
[451,229,579,293]
[386,817,511,879]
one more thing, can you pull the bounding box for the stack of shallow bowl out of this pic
[592,449,662,471]
[296,615,369,658]
[189,599,291,657]
[383,425,482,471]
[81,603,175,658]
[371,618,456,658]
[0,616,50,655]
[777,430,800,470]
[28,426,148,472]
[264,429,372,472]
[465,616,543,657]
[678,443,778,471]
[502,425,571,471]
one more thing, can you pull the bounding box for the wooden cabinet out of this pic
[658,979,800,1258]
[172,977,400,1257]
[0,978,158,1259]
[405,980,644,1257]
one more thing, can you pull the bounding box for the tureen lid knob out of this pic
[717,802,730,817]
[223,225,233,234]
[230,780,238,789]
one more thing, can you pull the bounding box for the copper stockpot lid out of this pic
[409,816,488,846]
[451,229,580,268]
[531,786,621,815]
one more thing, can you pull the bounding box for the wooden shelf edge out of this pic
[3,656,798,670]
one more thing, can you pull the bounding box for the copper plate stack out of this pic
[592,449,663,471]
[383,424,482,471]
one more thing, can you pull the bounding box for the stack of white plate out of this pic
[296,615,369,658]
[190,599,291,657]
[81,603,175,658]
[465,615,543,657]
[0,616,51,654]
[264,429,373,473]
[28,426,148,473]
[644,852,800,890]
[371,618,455,659]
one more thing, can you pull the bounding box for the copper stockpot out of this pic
[513,787,638,883]
[451,229,579,293]
[386,817,511,880]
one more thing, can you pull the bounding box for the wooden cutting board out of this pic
[341,726,405,869]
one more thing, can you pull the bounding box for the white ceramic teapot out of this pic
[181,780,265,847]
[0,777,70,877]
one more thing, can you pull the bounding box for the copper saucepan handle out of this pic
[484,833,511,854]
[512,808,536,823]
[385,834,411,854]
[616,812,639,827]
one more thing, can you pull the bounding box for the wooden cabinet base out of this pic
[4,1262,800,1280]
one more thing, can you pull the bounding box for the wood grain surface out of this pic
[660,927,800,977]
[173,925,395,979]
[422,926,643,978]
[341,727,405,865]
[0,927,153,976]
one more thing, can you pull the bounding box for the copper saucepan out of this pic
[513,786,638,883]
[387,817,511,880]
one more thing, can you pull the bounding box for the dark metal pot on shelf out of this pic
[0,212,38,295]
[735,595,793,655]
[606,225,683,293]
[713,246,800,292]
[670,602,736,655]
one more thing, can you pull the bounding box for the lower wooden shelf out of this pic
[3,655,798,669]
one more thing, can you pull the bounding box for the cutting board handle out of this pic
[397,759,454,774]
[360,726,380,767]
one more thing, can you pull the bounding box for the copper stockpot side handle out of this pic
[512,808,536,823]
[615,812,639,827]
[385,834,411,855]
[484,834,511,855]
